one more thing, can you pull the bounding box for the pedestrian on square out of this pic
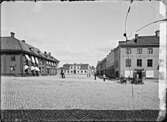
[61,70,63,79]
[63,72,65,78]
[94,72,96,80]
[103,74,106,82]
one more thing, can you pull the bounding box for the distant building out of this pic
[106,49,115,78]
[96,31,159,79]
[62,63,94,76]
[96,58,106,76]
[0,32,59,76]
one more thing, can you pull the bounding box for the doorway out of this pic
[74,70,76,74]
[134,69,143,79]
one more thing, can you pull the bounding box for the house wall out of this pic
[106,50,115,78]
[1,54,22,76]
[120,47,159,79]
[114,47,120,77]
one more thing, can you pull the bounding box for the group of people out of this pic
[94,72,106,82]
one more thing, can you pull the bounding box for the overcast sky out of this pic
[1,1,162,67]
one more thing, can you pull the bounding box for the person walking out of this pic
[103,74,106,82]
[63,72,65,78]
[94,72,97,80]
[61,70,64,79]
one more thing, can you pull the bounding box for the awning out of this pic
[31,56,35,63]
[25,54,31,61]
[35,57,39,64]
[36,67,40,71]
[33,67,40,71]
[24,65,29,70]
[31,66,35,70]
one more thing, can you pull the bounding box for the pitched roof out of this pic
[0,37,22,51]
[0,36,59,63]
[62,63,90,70]
[80,64,89,70]
[119,36,159,47]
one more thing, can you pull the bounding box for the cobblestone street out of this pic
[1,76,159,110]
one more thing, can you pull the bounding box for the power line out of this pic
[135,18,167,33]
[128,18,167,38]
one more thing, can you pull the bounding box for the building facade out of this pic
[118,32,159,79]
[96,31,159,79]
[96,58,106,76]
[61,63,94,76]
[0,32,59,76]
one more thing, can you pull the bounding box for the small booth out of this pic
[132,69,144,84]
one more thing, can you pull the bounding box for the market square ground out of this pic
[1,76,160,121]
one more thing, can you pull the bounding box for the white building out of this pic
[63,63,93,76]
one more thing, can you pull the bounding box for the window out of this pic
[126,48,131,54]
[85,70,87,73]
[125,59,131,67]
[148,48,153,54]
[10,66,15,71]
[137,48,142,54]
[11,56,16,61]
[147,59,153,67]
[137,59,142,67]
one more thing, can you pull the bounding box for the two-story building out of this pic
[117,31,159,79]
[0,32,59,76]
[96,30,159,79]
[62,63,93,76]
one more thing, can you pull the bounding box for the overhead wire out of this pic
[127,18,167,39]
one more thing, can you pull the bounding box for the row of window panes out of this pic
[126,59,153,67]
[126,48,153,54]
[11,55,57,66]
[66,70,87,73]
[70,66,80,69]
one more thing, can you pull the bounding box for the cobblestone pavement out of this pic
[1,76,159,110]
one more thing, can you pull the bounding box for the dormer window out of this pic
[29,47,33,51]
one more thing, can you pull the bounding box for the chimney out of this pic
[155,30,159,37]
[135,34,138,39]
[134,34,138,43]
[48,52,51,56]
[10,32,15,38]
[22,40,25,43]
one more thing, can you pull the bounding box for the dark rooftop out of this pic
[119,35,159,47]
[0,33,59,63]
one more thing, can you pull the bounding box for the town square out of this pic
[1,0,166,121]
